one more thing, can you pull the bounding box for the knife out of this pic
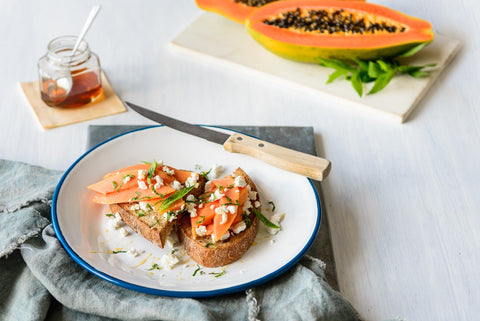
[125,101,331,181]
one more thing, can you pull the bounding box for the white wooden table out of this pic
[1,1,479,320]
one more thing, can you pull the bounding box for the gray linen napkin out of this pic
[0,126,361,321]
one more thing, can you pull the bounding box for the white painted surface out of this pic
[0,1,479,320]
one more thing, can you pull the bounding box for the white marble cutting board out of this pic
[170,12,460,123]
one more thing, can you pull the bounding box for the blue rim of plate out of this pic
[51,125,322,298]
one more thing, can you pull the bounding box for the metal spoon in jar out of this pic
[71,5,101,57]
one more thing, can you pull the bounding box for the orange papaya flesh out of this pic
[195,0,365,24]
[213,185,249,241]
[103,164,150,179]
[190,175,250,241]
[246,0,434,61]
[92,184,176,205]
[88,169,142,194]
[89,163,193,196]
[147,198,185,215]
[190,199,220,238]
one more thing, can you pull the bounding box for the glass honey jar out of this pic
[38,35,102,108]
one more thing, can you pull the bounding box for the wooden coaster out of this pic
[19,72,126,129]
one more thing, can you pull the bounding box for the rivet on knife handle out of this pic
[223,133,331,181]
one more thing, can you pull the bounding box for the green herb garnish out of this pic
[111,250,127,254]
[151,184,166,197]
[148,263,160,271]
[192,265,203,276]
[268,201,276,212]
[196,216,206,224]
[209,270,225,278]
[200,168,212,181]
[242,213,251,228]
[205,242,214,248]
[150,219,160,228]
[105,213,114,217]
[112,181,118,190]
[253,208,279,229]
[158,186,194,212]
[131,192,152,201]
[135,210,147,218]
[318,46,436,97]
[147,160,157,185]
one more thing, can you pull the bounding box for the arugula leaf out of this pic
[158,186,194,212]
[368,61,383,78]
[326,70,347,84]
[351,71,363,97]
[319,53,435,96]
[369,69,396,95]
[253,208,279,229]
[397,43,427,58]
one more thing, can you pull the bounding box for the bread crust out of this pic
[177,168,260,267]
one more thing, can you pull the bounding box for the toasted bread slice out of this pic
[109,175,205,248]
[177,168,260,267]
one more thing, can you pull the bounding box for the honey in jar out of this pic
[38,36,102,108]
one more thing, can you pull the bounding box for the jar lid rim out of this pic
[46,35,90,66]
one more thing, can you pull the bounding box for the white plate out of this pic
[52,126,321,297]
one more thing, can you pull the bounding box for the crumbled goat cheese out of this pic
[185,173,199,188]
[130,204,140,211]
[220,212,228,224]
[165,232,179,248]
[108,212,123,229]
[153,175,164,189]
[138,169,147,180]
[169,180,181,191]
[189,207,198,217]
[163,166,175,176]
[234,175,247,188]
[163,211,178,222]
[119,227,128,238]
[204,181,212,192]
[210,164,223,179]
[170,180,183,190]
[214,189,225,200]
[227,205,236,214]
[248,187,257,201]
[196,225,207,237]
[139,201,149,211]
[232,221,247,234]
[137,180,147,190]
[254,201,261,208]
[243,198,252,212]
[185,195,198,217]
[215,206,228,215]
[219,231,230,241]
[160,253,179,270]
[267,213,284,235]
[127,247,140,257]
[123,175,131,183]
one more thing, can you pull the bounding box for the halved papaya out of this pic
[245,0,434,61]
[195,0,363,24]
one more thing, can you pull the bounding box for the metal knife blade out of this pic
[126,101,331,181]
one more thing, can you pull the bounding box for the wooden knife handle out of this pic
[223,133,331,181]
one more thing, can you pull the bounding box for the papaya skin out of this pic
[195,0,365,24]
[245,0,434,62]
